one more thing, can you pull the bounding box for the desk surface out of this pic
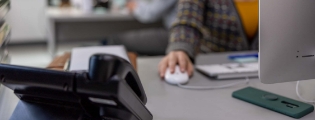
[1,51,315,120]
[138,51,315,120]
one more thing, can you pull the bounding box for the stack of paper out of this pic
[69,45,130,71]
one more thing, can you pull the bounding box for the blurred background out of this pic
[6,0,169,68]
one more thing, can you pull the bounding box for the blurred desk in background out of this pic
[46,7,163,58]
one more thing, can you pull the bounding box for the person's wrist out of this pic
[173,50,188,55]
[173,50,190,58]
[173,50,194,64]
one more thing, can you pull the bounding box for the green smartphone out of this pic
[232,87,314,119]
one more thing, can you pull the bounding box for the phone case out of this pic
[232,87,314,119]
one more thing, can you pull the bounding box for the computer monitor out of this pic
[260,0,315,84]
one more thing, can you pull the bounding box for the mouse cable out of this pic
[177,77,250,90]
[296,81,315,104]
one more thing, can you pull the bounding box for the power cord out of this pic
[177,77,250,90]
[296,81,315,104]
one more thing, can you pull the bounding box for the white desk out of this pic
[1,51,315,120]
[138,51,315,120]
[46,8,162,58]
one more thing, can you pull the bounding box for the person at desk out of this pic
[110,0,178,55]
[159,0,259,77]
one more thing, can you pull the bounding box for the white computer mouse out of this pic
[164,66,189,85]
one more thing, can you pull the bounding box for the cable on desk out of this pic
[177,77,250,90]
[296,81,315,104]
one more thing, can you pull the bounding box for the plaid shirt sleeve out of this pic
[166,0,206,58]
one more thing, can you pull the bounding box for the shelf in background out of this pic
[0,49,9,64]
[0,0,9,21]
[46,7,134,21]
[0,22,10,48]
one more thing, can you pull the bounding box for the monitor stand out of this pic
[10,101,86,120]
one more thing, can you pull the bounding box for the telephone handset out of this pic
[0,54,152,120]
[88,54,147,103]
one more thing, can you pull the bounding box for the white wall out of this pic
[6,0,47,43]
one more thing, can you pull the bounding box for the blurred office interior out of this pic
[7,0,167,68]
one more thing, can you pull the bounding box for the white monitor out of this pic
[260,0,315,84]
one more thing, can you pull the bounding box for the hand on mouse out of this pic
[158,51,194,78]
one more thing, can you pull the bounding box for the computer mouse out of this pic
[164,66,189,85]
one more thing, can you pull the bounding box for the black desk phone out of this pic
[0,54,153,120]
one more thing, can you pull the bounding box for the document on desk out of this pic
[69,45,130,71]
